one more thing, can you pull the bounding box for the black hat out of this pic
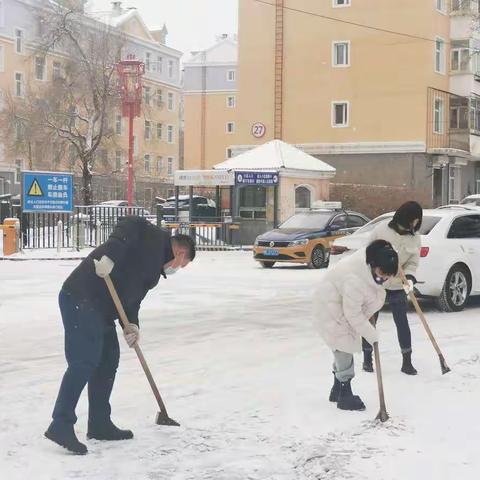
[389,201,423,235]
[366,239,398,276]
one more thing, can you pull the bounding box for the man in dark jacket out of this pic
[45,216,195,455]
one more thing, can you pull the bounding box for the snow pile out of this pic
[0,252,479,479]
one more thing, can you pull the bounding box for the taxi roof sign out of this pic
[312,201,342,210]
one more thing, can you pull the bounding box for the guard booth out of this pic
[214,140,336,244]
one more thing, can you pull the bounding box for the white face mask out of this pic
[164,266,179,276]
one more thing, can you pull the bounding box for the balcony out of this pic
[450,0,479,15]
[427,88,470,154]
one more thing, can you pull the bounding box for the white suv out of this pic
[329,209,480,312]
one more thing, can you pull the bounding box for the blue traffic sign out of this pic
[22,171,74,213]
[235,171,279,186]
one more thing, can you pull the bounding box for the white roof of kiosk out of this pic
[214,140,336,175]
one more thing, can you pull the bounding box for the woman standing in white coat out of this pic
[313,240,398,411]
[362,201,422,375]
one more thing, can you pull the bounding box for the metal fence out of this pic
[12,205,146,250]
[8,205,240,250]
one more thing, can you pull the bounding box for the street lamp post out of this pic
[117,58,145,207]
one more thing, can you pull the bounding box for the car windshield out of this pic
[280,212,332,229]
[355,215,441,236]
[460,198,480,206]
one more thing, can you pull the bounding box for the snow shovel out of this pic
[399,268,451,375]
[104,275,180,427]
[373,342,389,423]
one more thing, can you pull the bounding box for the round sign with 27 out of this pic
[251,122,266,138]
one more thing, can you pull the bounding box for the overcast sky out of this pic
[87,0,238,55]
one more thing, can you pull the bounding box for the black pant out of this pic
[51,290,120,427]
[363,289,412,354]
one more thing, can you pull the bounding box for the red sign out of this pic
[251,122,266,138]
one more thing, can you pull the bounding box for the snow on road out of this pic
[0,251,479,479]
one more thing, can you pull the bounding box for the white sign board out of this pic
[174,170,235,187]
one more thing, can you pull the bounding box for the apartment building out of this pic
[0,0,181,208]
[183,35,238,171]
[229,0,480,215]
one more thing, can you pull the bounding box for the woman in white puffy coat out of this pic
[313,240,398,411]
[362,201,422,375]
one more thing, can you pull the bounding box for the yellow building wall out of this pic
[183,92,237,170]
[236,0,450,146]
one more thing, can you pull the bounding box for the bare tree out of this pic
[3,2,123,205]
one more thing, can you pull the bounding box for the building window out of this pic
[133,135,138,155]
[143,86,151,105]
[115,151,123,171]
[167,157,174,175]
[157,122,163,140]
[52,61,61,80]
[156,89,163,107]
[156,156,163,175]
[145,120,152,140]
[450,102,469,129]
[451,0,475,12]
[167,125,174,143]
[167,92,175,111]
[226,122,235,133]
[333,41,350,67]
[145,52,151,71]
[0,44,4,72]
[15,72,24,97]
[436,0,446,12]
[34,56,46,81]
[449,166,461,203]
[333,0,351,6]
[227,70,236,82]
[14,159,22,184]
[15,121,24,141]
[0,1,4,28]
[332,101,349,127]
[434,97,444,133]
[157,56,163,73]
[115,115,122,135]
[470,97,480,133]
[227,96,236,108]
[451,48,470,72]
[168,60,174,78]
[239,187,267,219]
[435,38,446,74]
[144,154,151,175]
[15,29,24,54]
[295,186,312,209]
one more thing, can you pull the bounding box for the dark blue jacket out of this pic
[62,216,174,326]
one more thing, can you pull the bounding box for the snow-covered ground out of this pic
[0,252,479,479]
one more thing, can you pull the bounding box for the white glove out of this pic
[403,279,414,295]
[93,255,114,278]
[123,324,140,348]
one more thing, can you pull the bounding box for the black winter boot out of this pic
[337,380,366,411]
[401,352,418,375]
[329,374,341,402]
[363,350,374,373]
[87,419,133,441]
[45,421,88,455]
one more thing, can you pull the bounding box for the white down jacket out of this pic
[313,248,385,353]
[369,221,421,291]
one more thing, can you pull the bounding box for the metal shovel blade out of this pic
[155,411,180,427]
[375,409,389,423]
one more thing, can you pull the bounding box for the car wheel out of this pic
[260,261,275,268]
[436,264,471,312]
[309,246,326,269]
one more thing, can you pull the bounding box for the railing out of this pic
[12,205,146,250]
[7,205,241,250]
